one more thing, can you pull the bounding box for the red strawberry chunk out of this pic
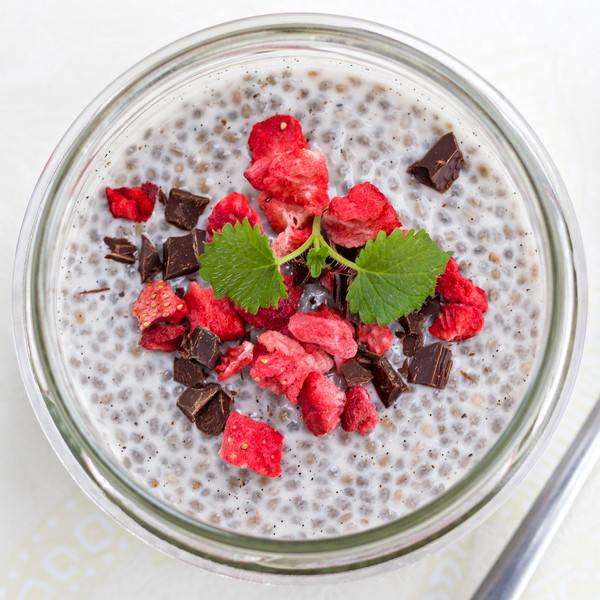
[105,182,160,223]
[248,114,309,163]
[322,182,401,247]
[270,226,312,259]
[185,282,245,342]
[216,341,254,381]
[316,305,356,337]
[341,385,380,435]
[357,323,394,355]
[206,192,263,241]
[250,331,315,404]
[300,342,334,375]
[299,372,346,436]
[219,412,284,477]
[235,274,302,331]
[429,303,484,342]
[436,258,488,313]
[139,324,185,352]
[259,148,330,216]
[320,270,334,292]
[288,310,357,361]
[132,281,189,331]
[258,193,313,233]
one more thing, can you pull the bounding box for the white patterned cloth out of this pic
[1,1,599,598]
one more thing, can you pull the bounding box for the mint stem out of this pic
[277,214,360,272]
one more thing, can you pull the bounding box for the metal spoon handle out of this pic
[470,397,600,600]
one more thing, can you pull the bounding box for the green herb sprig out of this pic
[199,215,451,325]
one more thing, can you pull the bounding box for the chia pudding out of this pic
[56,59,542,539]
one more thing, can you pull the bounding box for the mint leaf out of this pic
[306,246,330,278]
[199,219,286,313]
[346,229,452,325]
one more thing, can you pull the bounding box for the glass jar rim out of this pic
[12,13,587,579]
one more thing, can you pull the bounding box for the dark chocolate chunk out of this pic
[395,330,406,342]
[369,356,408,408]
[138,234,162,282]
[332,270,355,311]
[399,358,409,379]
[407,132,464,193]
[419,295,442,320]
[173,356,206,388]
[103,236,136,264]
[163,229,205,280]
[176,383,221,422]
[290,257,316,288]
[184,325,221,369]
[399,310,426,335]
[164,188,210,231]
[402,332,424,357]
[341,359,373,388]
[408,342,453,389]
[195,388,232,436]
[355,343,381,365]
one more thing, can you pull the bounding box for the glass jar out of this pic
[12,14,586,581]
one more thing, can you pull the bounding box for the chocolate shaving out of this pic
[173,356,206,387]
[164,188,210,231]
[79,287,111,295]
[163,229,206,280]
[176,383,221,422]
[408,342,453,389]
[138,234,162,282]
[407,132,464,193]
[195,388,232,436]
[184,325,221,369]
[341,359,373,388]
[369,356,408,408]
[103,236,136,264]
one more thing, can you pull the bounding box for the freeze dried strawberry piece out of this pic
[357,323,394,356]
[320,270,334,292]
[300,342,334,375]
[341,385,380,435]
[299,372,346,436]
[185,282,246,342]
[105,182,160,223]
[139,324,185,353]
[206,192,263,241]
[132,281,189,331]
[250,330,315,404]
[216,341,254,381]
[288,311,357,361]
[322,182,401,248]
[259,148,330,215]
[258,193,313,233]
[436,258,488,313]
[429,303,484,342]
[235,275,302,331]
[316,305,356,336]
[248,114,309,163]
[219,412,284,477]
[270,226,312,259]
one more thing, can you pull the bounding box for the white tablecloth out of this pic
[2,1,599,598]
